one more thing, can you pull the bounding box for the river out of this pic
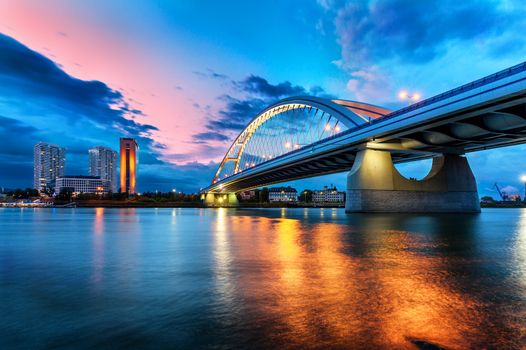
[1,208,525,349]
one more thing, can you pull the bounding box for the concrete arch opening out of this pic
[394,159,433,181]
[346,149,480,213]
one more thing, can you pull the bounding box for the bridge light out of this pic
[335,125,341,132]
[325,124,331,131]
[399,90,422,104]
[251,163,255,166]
[521,175,526,182]
[285,142,291,148]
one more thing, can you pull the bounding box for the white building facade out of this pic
[312,186,345,204]
[34,142,65,192]
[89,146,117,192]
[269,186,298,202]
[55,176,111,195]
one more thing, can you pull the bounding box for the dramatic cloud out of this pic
[321,0,526,103]
[0,34,157,136]
[334,0,516,67]
[0,33,209,192]
[234,75,306,98]
[201,75,335,136]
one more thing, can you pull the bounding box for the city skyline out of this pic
[1,1,526,195]
[32,141,122,194]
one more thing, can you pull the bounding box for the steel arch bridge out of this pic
[201,61,526,212]
[211,96,390,184]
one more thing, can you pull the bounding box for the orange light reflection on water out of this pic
[91,207,105,288]
[214,214,513,349]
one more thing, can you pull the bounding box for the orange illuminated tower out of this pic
[120,138,138,194]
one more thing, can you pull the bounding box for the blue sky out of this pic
[0,0,525,197]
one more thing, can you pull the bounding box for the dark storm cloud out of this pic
[333,0,524,66]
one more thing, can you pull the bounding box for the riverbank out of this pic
[481,202,526,208]
[52,200,345,209]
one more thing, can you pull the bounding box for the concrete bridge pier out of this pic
[345,149,480,213]
[202,192,239,207]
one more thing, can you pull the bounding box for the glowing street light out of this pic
[399,90,421,105]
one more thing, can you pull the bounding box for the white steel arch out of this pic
[212,96,389,183]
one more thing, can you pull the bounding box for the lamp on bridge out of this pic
[399,90,421,105]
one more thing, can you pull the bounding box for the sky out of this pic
[0,0,526,197]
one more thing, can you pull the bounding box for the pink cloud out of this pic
[0,1,228,165]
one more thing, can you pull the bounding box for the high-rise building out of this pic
[89,146,117,192]
[119,138,138,194]
[33,142,66,192]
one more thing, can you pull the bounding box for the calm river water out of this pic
[1,208,525,349]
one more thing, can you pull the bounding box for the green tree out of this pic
[259,187,269,203]
[300,189,313,203]
[58,187,74,201]
[480,196,494,202]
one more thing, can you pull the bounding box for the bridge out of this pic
[201,61,526,212]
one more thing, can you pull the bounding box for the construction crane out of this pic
[494,183,509,201]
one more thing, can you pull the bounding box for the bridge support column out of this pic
[345,149,480,213]
[202,192,239,207]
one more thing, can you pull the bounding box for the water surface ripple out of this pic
[1,208,525,349]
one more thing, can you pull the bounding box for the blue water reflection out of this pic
[0,208,525,349]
